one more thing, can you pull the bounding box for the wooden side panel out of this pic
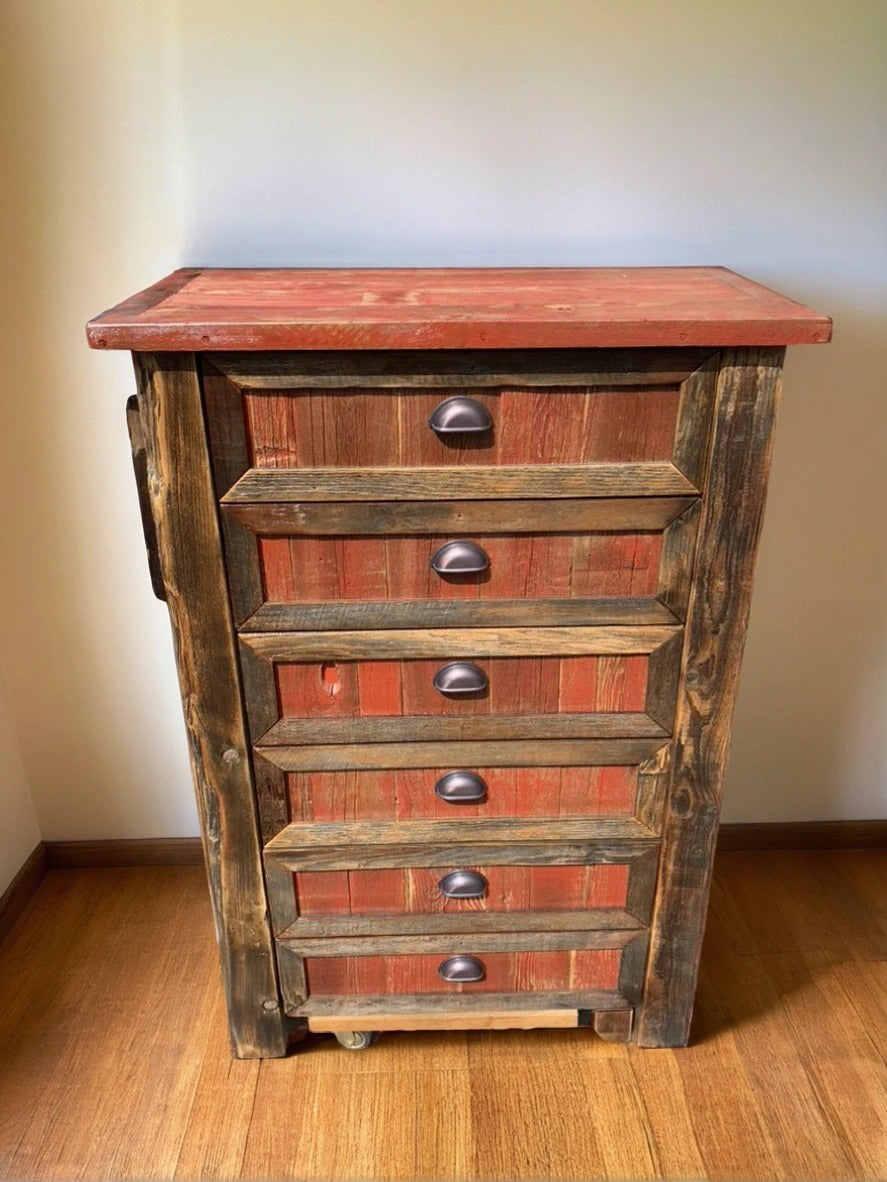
[258,532,663,604]
[285,765,639,822]
[132,353,286,1059]
[293,864,631,916]
[243,386,681,468]
[638,348,786,1048]
[275,655,650,719]
[303,949,622,996]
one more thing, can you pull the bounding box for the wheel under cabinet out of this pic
[333,1030,378,1051]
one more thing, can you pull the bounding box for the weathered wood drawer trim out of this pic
[276,908,644,941]
[223,496,695,535]
[205,348,717,388]
[260,737,668,772]
[241,625,680,661]
[290,989,632,1018]
[280,930,641,956]
[222,463,699,503]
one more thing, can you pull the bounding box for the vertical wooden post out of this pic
[133,352,287,1059]
[637,347,785,1047]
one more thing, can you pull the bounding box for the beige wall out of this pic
[0,666,40,893]
[0,0,884,859]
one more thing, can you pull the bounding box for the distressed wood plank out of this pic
[278,909,642,939]
[638,347,787,1047]
[131,353,286,1059]
[307,1010,579,1032]
[223,462,698,502]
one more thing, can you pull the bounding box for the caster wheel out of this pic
[333,1030,377,1050]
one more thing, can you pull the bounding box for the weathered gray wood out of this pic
[259,737,667,772]
[125,396,166,601]
[624,846,661,925]
[132,353,286,1059]
[637,347,786,1048]
[224,497,694,536]
[240,625,680,662]
[657,500,702,621]
[644,632,684,732]
[634,743,672,834]
[672,354,718,489]
[242,598,679,633]
[252,752,289,847]
[206,348,715,389]
[276,930,639,956]
[258,711,669,747]
[277,908,643,940]
[223,463,698,503]
[291,990,631,1017]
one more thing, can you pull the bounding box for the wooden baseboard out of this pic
[0,842,49,943]
[717,819,887,852]
[3,820,884,942]
[44,837,204,869]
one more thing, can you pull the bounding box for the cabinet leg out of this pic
[593,1008,634,1043]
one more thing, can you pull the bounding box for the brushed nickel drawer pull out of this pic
[428,396,492,437]
[438,870,488,899]
[432,661,488,695]
[434,770,488,804]
[430,540,490,575]
[438,955,486,983]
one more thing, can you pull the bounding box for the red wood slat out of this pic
[303,949,622,996]
[87,267,832,351]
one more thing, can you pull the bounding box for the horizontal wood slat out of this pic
[222,463,698,503]
[264,816,656,853]
[241,625,681,662]
[241,598,680,632]
[289,932,637,956]
[260,737,668,771]
[205,348,715,388]
[279,908,643,940]
[224,496,695,534]
[306,1009,581,1031]
[292,988,631,1016]
[258,712,669,747]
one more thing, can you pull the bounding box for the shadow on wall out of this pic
[724,290,887,822]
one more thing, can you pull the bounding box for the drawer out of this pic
[241,626,682,745]
[240,386,681,468]
[293,863,630,918]
[303,949,622,996]
[283,764,639,822]
[221,497,700,630]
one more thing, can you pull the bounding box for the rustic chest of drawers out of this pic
[87,268,829,1057]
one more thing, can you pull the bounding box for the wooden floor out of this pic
[0,851,885,1180]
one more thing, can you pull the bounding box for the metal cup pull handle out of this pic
[432,662,488,695]
[428,396,492,437]
[430,540,490,576]
[434,770,488,804]
[438,870,488,899]
[438,955,486,983]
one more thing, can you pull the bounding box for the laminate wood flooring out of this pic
[1,850,885,1179]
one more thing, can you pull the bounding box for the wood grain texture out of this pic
[223,462,698,502]
[284,765,638,823]
[0,843,47,945]
[241,385,681,468]
[638,348,786,1048]
[132,353,286,1059]
[308,1010,580,1032]
[4,855,882,1179]
[86,267,832,351]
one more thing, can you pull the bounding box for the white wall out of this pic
[0,0,884,843]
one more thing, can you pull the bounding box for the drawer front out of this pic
[294,863,630,917]
[258,531,663,603]
[242,386,681,468]
[303,949,622,995]
[285,764,638,822]
[275,655,648,719]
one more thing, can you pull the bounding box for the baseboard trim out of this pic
[44,837,204,869]
[0,842,49,943]
[717,819,887,852]
[3,820,884,939]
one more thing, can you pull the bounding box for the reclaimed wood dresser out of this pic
[87,268,830,1057]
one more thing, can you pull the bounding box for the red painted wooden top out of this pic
[86,267,831,352]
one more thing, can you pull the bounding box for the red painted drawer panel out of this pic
[276,655,648,719]
[294,863,630,918]
[304,950,621,995]
[243,386,681,468]
[286,765,638,822]
[259,531,662,603]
